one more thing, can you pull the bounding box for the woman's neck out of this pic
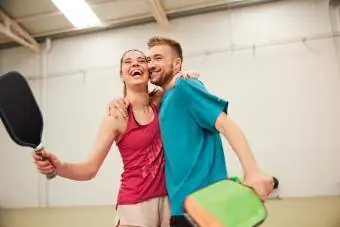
[126,90,150,110]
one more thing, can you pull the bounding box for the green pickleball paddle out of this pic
[185,177,279,227]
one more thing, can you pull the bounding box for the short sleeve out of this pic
[176,77,229,132]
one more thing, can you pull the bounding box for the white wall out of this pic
[1,0,340,208]
[0,49,44,208]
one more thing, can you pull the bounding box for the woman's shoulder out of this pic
[150,88,164,109]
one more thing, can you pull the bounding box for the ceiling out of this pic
[0,0,278,52]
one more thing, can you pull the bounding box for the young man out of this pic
[110,37,274,227]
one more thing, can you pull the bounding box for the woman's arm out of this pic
[34,116,125,181]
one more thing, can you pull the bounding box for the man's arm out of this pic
[177,77,274,200]
[215,113,260,174]
[215,112,273,200]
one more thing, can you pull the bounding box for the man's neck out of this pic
[162,71,181,91]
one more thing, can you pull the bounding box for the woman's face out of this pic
[120,50,149,88]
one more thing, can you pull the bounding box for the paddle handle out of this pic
[229,175,279,189]
[272,176,279,189]
[34,143,58,180]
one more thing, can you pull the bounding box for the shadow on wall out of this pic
[329,0,340,37]
[329,0,340,70]
[0,210,5,227]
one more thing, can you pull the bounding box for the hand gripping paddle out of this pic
[0,71,57,179]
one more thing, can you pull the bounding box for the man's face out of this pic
[147,44,180,87]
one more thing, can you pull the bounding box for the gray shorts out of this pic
[114,196,170,227]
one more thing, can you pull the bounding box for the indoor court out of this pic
[0,0,340,227]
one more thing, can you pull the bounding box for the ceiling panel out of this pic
[92,0,151,22]
[1,0,57,18]
[87,0,121,4]
[163,0,239,12]
[19,14,72,36]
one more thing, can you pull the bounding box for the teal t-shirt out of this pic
[159,77,229,215]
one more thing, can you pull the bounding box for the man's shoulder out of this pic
[175,77,206,91]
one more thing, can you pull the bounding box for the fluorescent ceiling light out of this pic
[51,0,101,28]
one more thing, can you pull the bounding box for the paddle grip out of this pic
[35,144,58,180]
[272,176,279,189]
[230,175,279,189]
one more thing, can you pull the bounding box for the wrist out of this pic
[243,164,261,176]
[57,160,67,176]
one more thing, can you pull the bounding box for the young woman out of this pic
[33,49,197,227]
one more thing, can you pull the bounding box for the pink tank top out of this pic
[116,103,167,204]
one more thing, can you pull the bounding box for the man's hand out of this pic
[177,70,200,79]
[244,172,274,201]
[107,98,130,119]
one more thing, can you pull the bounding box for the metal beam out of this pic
[146,0,170,28]
[0,10,39,53]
